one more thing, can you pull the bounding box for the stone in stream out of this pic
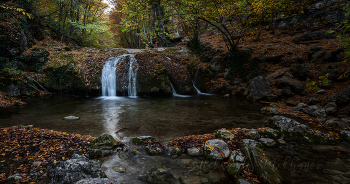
[259,128,279,138]
[267,115,335,143]
[187,148,202,156]
[88,133,120,150]
[261,107,280,115]
[142,168,177,184]
[171,147,182,155]
[215,129,234,140]
[76,178,118,184]
[226,162,243,178]
[118,152,130,159]
[64,116,79,120]
[242,139,281,184]
[247,130,260,139]
[208,169,235,184]
[259,138,277,147]
[132,136,154,144]
[144,145,164,155]
[204,139,230,160]
[228,150,245,163]
[112,166,126,173]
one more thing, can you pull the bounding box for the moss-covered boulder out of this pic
[132,136,154,144]
[88,133,120,150]
[242,139,281,184]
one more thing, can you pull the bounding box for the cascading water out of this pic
[193,67,201,94]
[127,56,138,97]
[170,82,177,95]
[101,54,138,97]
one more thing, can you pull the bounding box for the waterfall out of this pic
[193,67,201,94]
[170,82,177,95]
[101,54,138,97]
[128,56,138,97]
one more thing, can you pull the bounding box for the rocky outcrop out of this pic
[244,75,273,101]
[46,154,107,184]
[292,31,336,44]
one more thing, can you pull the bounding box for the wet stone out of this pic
[259,138,277,147]
[187,148,202,157]
[229,150,245,163]
[112,166,126,173]
[76,178,118,184]
[247,130,260,139]
[131,150,143,155]
[216,129,234,140]
[226,162,243,177]
[118,152,130,159]
[204,139,230,160]
[171,147,182,155]
[144,146,164,155]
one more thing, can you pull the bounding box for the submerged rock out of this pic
[179,176,201,184]
[76,178,118,184]
[204,139,230,160]
[64,116,80,120]
[208,169,234,184]
[144,145,164,155]
[142,168,177,184]
[112,166,126,173]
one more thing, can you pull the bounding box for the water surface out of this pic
[0,95,267,143]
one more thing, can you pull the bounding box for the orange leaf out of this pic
[220,151,225,158]
[215,147,220,151]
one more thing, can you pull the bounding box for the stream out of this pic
[1,95,350,183]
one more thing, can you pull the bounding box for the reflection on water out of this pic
[0,95,267,143]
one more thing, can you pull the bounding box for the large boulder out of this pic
[267,115,314,135]
[46,154,107,184]
[244,75,273,101]
[204,139,230,160]
[241,139,281,184]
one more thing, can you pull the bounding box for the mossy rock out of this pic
[132,136,154,144]
[88,133,119,149]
